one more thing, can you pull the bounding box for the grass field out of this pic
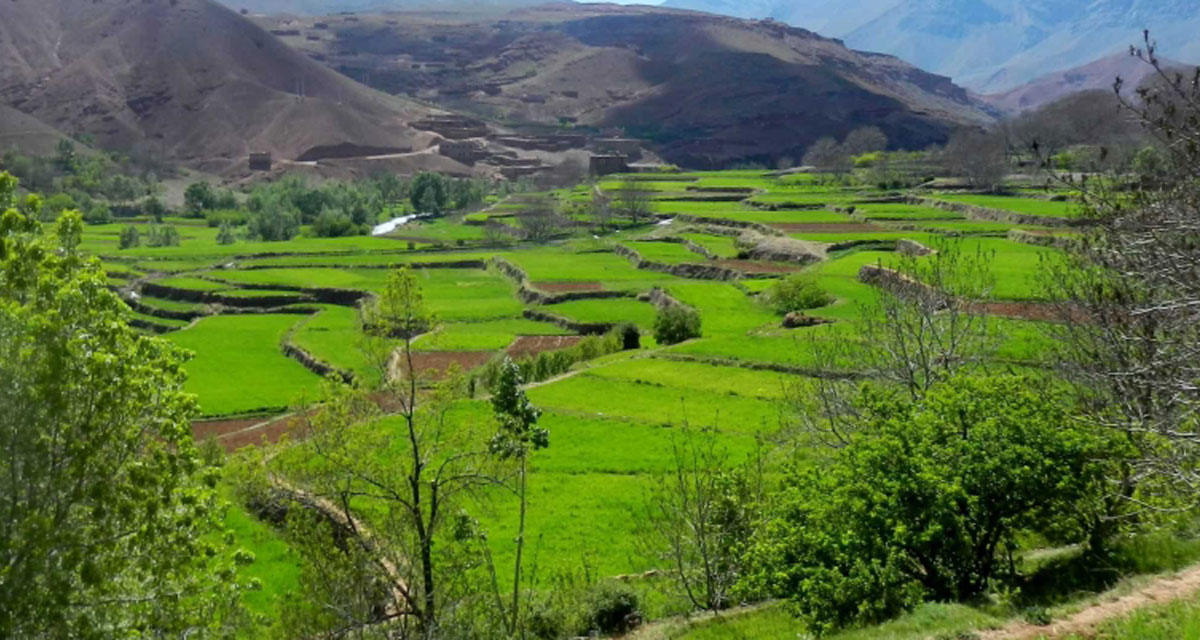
[83,167,1133,636]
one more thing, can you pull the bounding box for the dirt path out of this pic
[980,564,1200,639]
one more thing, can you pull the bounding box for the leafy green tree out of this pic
[489,358,549,637]
[184,181,217,215]
[41,192,77,221]
[0,172,252,637]
[245,193,299,241]
[84,201,111,225]
[216,221,237,245]
[764,275,833,315]
[54,138,78,174]
[743,375,1103,634]
[118,224,141,249]
[142,195,167,222]
[410,172,449,214]
[654,303,702,345]
[145,224,181,247]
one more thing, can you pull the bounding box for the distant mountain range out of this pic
[661,0,1200,92]
[217,0,547,15]
[265,3,993,167]
[982,50,1181,114]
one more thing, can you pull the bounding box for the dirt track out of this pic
[980,564,1200,639]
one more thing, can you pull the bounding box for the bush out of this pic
[765,275,834,315]
[742,376,1105,634]
[84,202,111,225]
[141,196,167,222]
[654,304,701,345]
[145,225,180,247]
[616,322,641,350]
[118,225,140,249]
[312,208,361,237]
[472,329,625,391]
[246,201,300,241]
[583,582,640,635]
[216,222,236,245]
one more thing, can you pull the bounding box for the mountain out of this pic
[266,4,992,168]
[0,0,448,173]
[661,0,1200,92]
[0,106,76,157]
[983,50,1181,114]
[217,0,551,16]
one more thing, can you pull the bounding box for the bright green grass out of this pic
[418,318,569,351]
[128,311,190,329]
[1068,596,1200,640]
[670,602,1001,640]
[290,305,390,387]
[852,203,965,220]
[933,194,1079,218]
[85,228,422,260]
[545,298,659,328]
[681,233,740,258]
[239,251,493,268]
[217,288,309,299]
[589,358,788,400]
[630,241,705,264]
[222,495,300,627]
[155,276,227,291]
[664,281,777,334]
[167,315,323,416]
[136,296,206,313]
[505,248,678,285]
[526,374,785,432]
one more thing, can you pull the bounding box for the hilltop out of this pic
[256,3,993,168]
[0,0,455,174]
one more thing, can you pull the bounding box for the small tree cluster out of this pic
[764,275,834,315]
[653,304,702,345]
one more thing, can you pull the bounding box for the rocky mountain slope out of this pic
[662,0,1200,92]
[259,3,993,168]
[0,0,453,174]
[983,50,1182,114]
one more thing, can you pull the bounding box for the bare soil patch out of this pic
[506,335,584,359]
[714,259,806,274]
[975,301,1082,323]
[397,350,494,380]
[533,281,604,293]
[193,418,267,441]
[770,222,883,233]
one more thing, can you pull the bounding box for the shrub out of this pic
[312,208,361,237]
[583,582,640,635]
[616,322,641,350]
[765,275,834,315]
[118,225,140,249]
[145,225,180,247]
[84,202,111,225]
[141,196,167,222]
[653,304,701,345]
[216,222,236,245]
[742,376,1105,634]
[472,329,625,391]
[246,201,300,241]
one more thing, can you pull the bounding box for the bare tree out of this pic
[791,239,996,449]
[590,184,613,231]
[802,136,851,178]
[249,267,496,638]
[1042,36,1200,528]
[616,179,654,225]
[637,427,762,612]
[842,126,888,156]
[941,128,1009,191]
[516,194,563,243]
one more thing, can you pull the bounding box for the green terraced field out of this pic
[932,194,1080,218]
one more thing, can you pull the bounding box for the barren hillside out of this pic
[258,4,994,168]
[0,0,450,173]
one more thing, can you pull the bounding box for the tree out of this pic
[145,224,181,247]
[489,358,548,637]
[185,181,218,215]
[245,194,300,241]
[764,274,833,315]
[589,184,613,231]
[118,224,141,249]
[615,179,654,225]
[639,428,761,611]
[249,267,490,637]
[54,138,78,174]
[410,172,449,215]
[941,129,1009,191]
[745,375,1103,635]
[216,221,237,245]
[516,195,562,243]
[0,173,251,637]
[1040,40,1200,540]
[142,195,167,222]
[802,137,851,177]
[842,126,888,157]
[654,303,702,345]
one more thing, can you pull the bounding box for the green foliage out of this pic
[654,304,702,345]
[0,173,251,637]
[743,375,1104,635]
[411,172,450,214]
[185,181,218,214]
[311,207,363,237]
[118,224,141,249]
[145,224,181,247]
[764,274,834,315]
[216,221,236,245]
[473,330,625,391]
[141,195,167,222]
[583,582,641,635]
[245,195,300,241]
[84,201,111,225]
[204,208,246,227]
[490,358,548,460]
